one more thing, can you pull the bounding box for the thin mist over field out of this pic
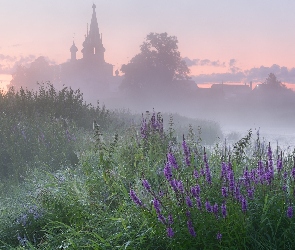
[1,1,295,145]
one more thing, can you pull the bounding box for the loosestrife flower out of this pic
[203,150,212,185]
[167,227,174,238]
[221,201,227,218]
[221,186,228,198]
[287,206,293,218]
[187,220,196,237]
[216,232,222,241]
[177,180,184,193]
[206,200,212,213]
[213,203,219,217]
[241,196,248,213]
[196,197,202,210]
[170,179,178,192]
[158,214,166,224]
[142,179,151,191]
[186,196,193,208]
[191,185,200,198]
[168,214,173,225]
[168,152,178,169]
[193,169,199,179]
[153,198,161,214]
[164,162,173,181]
[130,189,143,207]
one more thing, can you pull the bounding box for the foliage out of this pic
[121,32,190,93]
[2,85,295,249]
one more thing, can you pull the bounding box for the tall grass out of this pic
[1,84,294,249]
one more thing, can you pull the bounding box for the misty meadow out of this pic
[1,2,295,250]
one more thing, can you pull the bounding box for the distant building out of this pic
[210,83,252,99]
[59,4,121,102]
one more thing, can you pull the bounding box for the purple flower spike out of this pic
[193,169,199,179]
[205,200,212,213]
[216,232,222,241]
[187,220,196,237]
[191,185,200,198]
[186,196,193,208]
[241,196,248,213]
[168,153,178,169]
[221,202,227,218]
[213,203,219,216]
[196,197,202,210]
[177,180,184,193]
[153,198,161,214]
[130,189,143,207]
[287,206,293,218]
[167,227,174,238]
[164,162,173,181]
[168,214,173,225]
[221,186,228,198]
[142,179,151,191]
[158,214,166,224]
[170,179,178,192]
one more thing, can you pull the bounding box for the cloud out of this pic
[183,57,226,67]
[0,54,38,74]
[0,54,17,62]
[192,64,295,84]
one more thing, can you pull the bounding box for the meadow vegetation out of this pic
[0,84,295,249]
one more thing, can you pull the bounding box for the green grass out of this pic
[1,84,295,249]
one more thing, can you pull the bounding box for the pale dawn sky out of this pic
[1,0,295,88]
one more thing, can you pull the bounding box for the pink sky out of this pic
[1,1,295,90]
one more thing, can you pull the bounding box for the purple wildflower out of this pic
[167,227,174,238]
[247,187,254,199]
[153,198,161,214]
[130,189,143,207]
[191,185,200,198]
[182,136,191,166]
[17,234,28,247]
[291,167,295,180]
[287,206,293,218]
[186,210,191,218]
[164,162,173,181]
[187,220,196,237]
[142,179,151,191]
[168,214,173,225]
[170,179,178,192]
[196,197,202,210]
[277,157,283,173]
[206,200,212,213]
[216,232,222,241]
[213,203,219,217]
[221,162,227,180]
[158,214,166,224]
[221,202,227,219]
[241,196,248,213]
[186,196,193,208]
[167,152,178,169]
[193,169,199,179]
[177,180,184,193]
[221,186,228,198]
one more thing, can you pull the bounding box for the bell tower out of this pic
[81,4,105,63]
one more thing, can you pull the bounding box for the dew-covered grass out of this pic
[1,84,295,249]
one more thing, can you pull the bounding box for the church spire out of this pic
[81,4,105,62]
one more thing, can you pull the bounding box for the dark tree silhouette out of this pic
[9,56,56,90]
[264,73,286,89]
[121,32,190,93]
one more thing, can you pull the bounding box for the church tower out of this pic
[81,4,105,63]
